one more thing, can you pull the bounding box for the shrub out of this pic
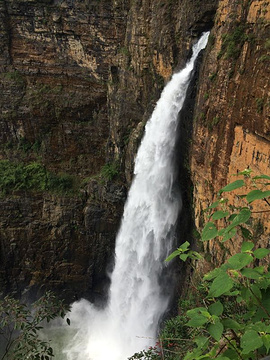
[0,160,76,195]
[167,170,270,360]
[219,25,248,60]
[0,291,70,360]
[100,162,119,181]
[130,170,270,359]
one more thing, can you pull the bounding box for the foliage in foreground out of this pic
[130,170,270,360]
[0,291,70,360]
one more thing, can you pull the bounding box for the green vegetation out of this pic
[264,38,270,50]
[118,46,130,57]
[0,160,76,195]
[0,291,70,360]
[2,137,43,156]
[218,25,247,60]
[2,71,25,87]
[258,54,270,63]
[100,161,119,181]
[255,97,264,114]
[0,158,122,195]
[208,34,215,49]
[130,170,270,359]
[208,116,220,130]
[209,72,217,82]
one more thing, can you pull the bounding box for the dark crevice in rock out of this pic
[166,46,208,317]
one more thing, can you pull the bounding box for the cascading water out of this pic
[63,32,209,360]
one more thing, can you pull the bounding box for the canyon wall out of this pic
[0,0,269,301]
[191,0,270,270]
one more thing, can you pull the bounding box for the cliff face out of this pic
[0,0,129,301]
[191,0,270,268]
[0,0,217,301]
[0,0,268,301]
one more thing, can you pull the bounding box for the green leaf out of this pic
[246,189,263,203]
[201,310,211,319]
[227,209,251,231]
[190,251,203,260]
[187,307,207,317]
[241,241,254,252]
[253,174,270,180]
[240,330,263,354]
[219,179,245,194]
[254,266,264,274]
[251,284,262,300]
[194,336,209,349]
[246,189,270,203]
[223,289,240,296]
[208,271,234,298]
[227,253,253,270]
[66,318,70,326]
[241,268,261,280]
[217,228,226,236]
[211,210,229,220]
[184,350,203,360]
[208,301,223,316]
[228,213,237,221]
[222,227,237,242]
[240,227,252,240]
[254,248,270,259]
[262,334,270,353]
[180,253,189,261]
[206,201,220,210]
[223,349,239,358]
[240,287,251,302]
[165,250,180,262]
[222,318,242,330]
[179,241,190,252]
[186,315,209,327]
[203,267,223,281]
[238,169,253,176]
[201,222,218,241]
[208,321,224,341]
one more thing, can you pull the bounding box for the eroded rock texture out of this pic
[0,0,218,301]
[1,0,269,302]
[191,0,270,270]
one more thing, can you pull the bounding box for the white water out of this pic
[63,32,209,360]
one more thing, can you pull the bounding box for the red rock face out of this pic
[191,0,270,270]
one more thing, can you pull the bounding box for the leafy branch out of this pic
[0,291,70,360]
[131,170,270,360]
[175,171,270,360]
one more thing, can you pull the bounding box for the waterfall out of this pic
[63,32,209,360]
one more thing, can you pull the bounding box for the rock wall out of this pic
[0,0,128,301]
[0,0,218,301]
[1,0,269,303]
[191,0,270,269]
